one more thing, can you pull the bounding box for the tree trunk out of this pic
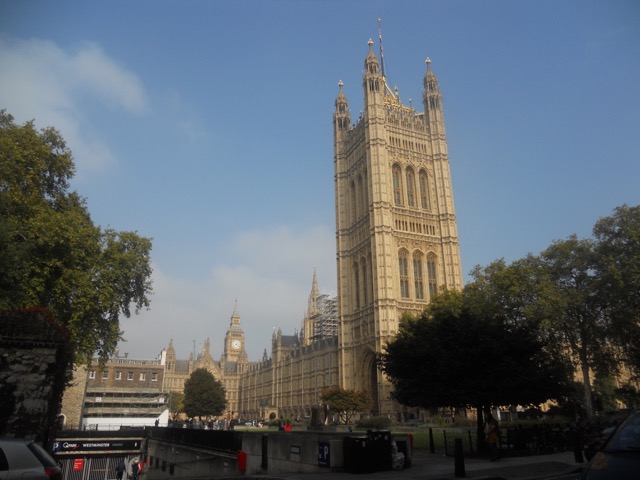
[580,362,594,418]
[476,406,486,454]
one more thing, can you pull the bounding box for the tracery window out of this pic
[406,168,416,207]
[419,171,430,210]
[393,165,402,205]
[413,252,425,300]
[427,253,438,298]
[361,259,368,305]
[399,250,410,298]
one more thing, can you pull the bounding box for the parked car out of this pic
[405,418,425,426]
[580,410,640,479]
[0,438,62,480]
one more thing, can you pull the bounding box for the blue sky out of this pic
[1,0,638,362]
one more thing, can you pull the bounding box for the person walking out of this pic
[484,413,500,461]
[115,460,126,480]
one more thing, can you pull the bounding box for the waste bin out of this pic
[343,436,374,474]
[368,430,392,471]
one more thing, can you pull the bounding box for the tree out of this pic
[183,368,227,420]
[379,290,571,450]
[593,204,640,378]
[168,391,185,421]
[0,110,153,366]
[537,235,612,417]
[320,387,371,424]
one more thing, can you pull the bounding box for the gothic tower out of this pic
[334,39,463,415]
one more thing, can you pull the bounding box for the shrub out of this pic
[355,416,393,430]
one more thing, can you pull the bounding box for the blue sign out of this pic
[318,442,330,467]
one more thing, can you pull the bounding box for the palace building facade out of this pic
[163,38,462,421]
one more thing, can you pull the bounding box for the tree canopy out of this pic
[320,386,371,424]
[380,291,571,412]
[0,110,153,366]
[183,368,227,420]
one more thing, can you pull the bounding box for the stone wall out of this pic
[0,309,70,443]
[59,364,88,430]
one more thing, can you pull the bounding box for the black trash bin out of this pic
[368,430,392,471]
[343,436,375,474]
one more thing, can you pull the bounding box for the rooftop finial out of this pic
[377,17,387,79]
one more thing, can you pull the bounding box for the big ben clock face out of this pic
[231,339,241,350]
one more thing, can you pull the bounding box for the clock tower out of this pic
[223,304,246,363]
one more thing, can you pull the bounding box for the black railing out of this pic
[148,426,243,453]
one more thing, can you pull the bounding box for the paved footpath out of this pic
[258,450,585,480]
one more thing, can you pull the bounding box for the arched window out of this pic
[413,252,425,300]
[361,258,367,305]
[399,250,410,298]
[427,253,438,298]
[419,170,430,210]
[357,175,363,219]
[406,168,416,207]
[350,181,357,224]
[392,165,403,205]
[353,261,360,309]
[360,170,368,216]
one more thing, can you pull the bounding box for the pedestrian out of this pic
[484,412,500,462]
[131,461,140,480]
[115,460,126,480]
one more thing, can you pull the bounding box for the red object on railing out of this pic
[237,450,247,472]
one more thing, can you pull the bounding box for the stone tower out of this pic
[334,39,463,415]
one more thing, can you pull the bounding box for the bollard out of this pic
[429,427,435,454]
[261,434,268,470]
[572,432,584,464]
[454,438,465,478]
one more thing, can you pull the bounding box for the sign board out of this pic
[73,459,84,471]
[53,439,143,455]
[318,441,330,467]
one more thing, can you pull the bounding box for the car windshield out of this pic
[604,412,640,452]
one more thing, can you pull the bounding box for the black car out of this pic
[580,410,640,480]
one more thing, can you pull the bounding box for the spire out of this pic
[307,268,320,317]
[230,300,241,325]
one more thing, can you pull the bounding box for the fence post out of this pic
[467,430,474,454]
[443,430,448,456]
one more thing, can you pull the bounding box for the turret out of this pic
[333,81,350,134]
[363,39,384,108]
[423,58,447,138]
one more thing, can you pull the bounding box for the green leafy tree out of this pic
[0,110,153,367]
[380,290,571,450]
[168,391,185,421]
[320,386,371,424]
[183,368,227,420]
[593,204,640,378]
[537,235,612,417]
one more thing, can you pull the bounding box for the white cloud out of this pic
[0,36,147,174]
[120,224,336,361]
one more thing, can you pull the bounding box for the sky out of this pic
[1,0,639,362]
